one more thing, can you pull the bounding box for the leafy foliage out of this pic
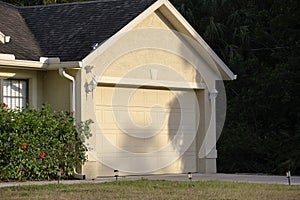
[0,104,93,181]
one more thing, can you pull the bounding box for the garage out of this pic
[94,85,198,174]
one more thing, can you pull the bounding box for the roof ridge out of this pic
[16,0,132,9]
[0,1,18,10]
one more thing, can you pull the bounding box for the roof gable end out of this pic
[83,0,236,80]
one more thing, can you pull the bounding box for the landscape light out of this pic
[286,171,291,185]
[188,172,192,181]
[57,170,62,184]
[114,169,119,181]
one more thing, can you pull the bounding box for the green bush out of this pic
[0,103,93,181]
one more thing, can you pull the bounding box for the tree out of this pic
[171,0,300,175]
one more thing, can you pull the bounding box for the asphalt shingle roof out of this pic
[0,2,42,60]
[0,0,156,61]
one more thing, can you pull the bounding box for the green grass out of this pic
[0,179,299,200]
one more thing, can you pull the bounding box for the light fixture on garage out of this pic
[84,79,97,94]
[114,169,119,181]
[90,79,97,91]
[188,172,192,181]
[209,89,218,100]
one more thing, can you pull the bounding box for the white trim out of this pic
[0,59,80,70]
[0,59,45,69]
[39,57,60,64]
[97,76,206,89]
[162,1,236,80]
[0,72,16,78]
[47,62,81,70]
[206,149,218,159]
[0,53,15,60]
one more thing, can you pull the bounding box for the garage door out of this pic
[95,85,198,173]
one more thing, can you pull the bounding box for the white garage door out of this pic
[95,85,198,174]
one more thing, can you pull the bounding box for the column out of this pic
[197,88,218,173]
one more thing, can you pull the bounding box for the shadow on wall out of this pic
[166,90,199,174]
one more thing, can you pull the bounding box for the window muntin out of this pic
[1,79,28,109]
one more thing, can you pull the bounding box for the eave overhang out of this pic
[0,54,81,70]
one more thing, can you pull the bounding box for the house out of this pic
[0,0,236,179]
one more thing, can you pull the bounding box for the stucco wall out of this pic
[42,70,70,112]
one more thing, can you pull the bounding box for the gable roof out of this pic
[0,0,156,61]
[83,0,237,80]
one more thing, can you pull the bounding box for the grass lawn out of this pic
[0,179,299,200]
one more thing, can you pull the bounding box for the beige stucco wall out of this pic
[81,10,219,178]
[42,70,70,112]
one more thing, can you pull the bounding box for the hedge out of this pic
[0,103,93,181]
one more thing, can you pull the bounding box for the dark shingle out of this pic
[0,0,156,61]
[0,1,42,60]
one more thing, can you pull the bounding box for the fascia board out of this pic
[162,1,236,80]
[0,59,46,69]
[0,59,80,70]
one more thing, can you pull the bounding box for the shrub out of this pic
[0,104,93,181]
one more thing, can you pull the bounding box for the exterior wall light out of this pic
[209,89,218,100]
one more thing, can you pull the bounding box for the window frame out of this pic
[0,78,29,109]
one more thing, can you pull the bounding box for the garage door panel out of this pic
[129,89,145,107]
[101,87,113,105]
[144,89,157,106]
[157,90,171,108]
[95,86,197,172]
[129,111,145,127]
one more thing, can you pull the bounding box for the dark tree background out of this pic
[171,0,300,175]
[2,0,299,175]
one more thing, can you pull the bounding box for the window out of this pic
[0,79,28,109]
